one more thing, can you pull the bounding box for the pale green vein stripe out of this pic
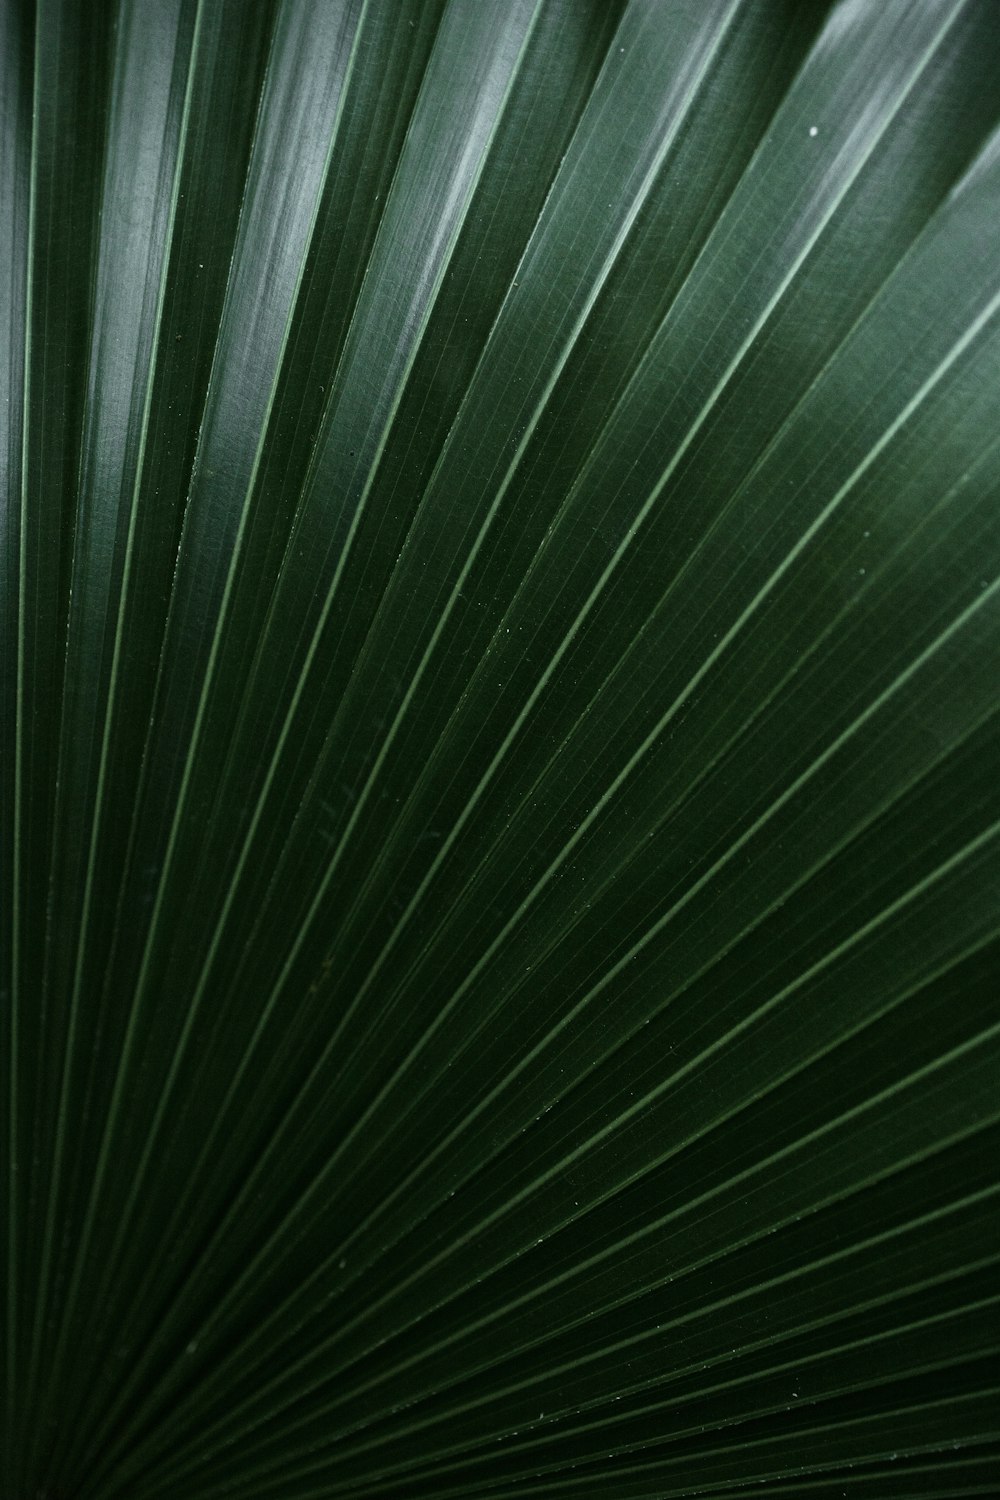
[95,0,540,1314]
[75,0,374,1359]
[144,0,709,1254]
[317,1286,1000,1494]
[37,0,209,1443]
[61,6,551,1477]
[159,875,1000,1440]
[476,1453,1000,1500]
[442,1388,1000,1500]
[313,1346,1000,1496]
[121,16,994,1384]
[303,408,1000,1212]
[148,527,1000,1382]
[102,2,746,1399]
[339,311,1000,1046]
[162,1366,1000,1500]
[103,574,1000,1464]
[219,1377,1000,1500]
[176,6,988,1288]
[194,1190,1000,1496]
[112,1022,999,1491]
[7,0,40,1471]
[161,295,1000,1390]
[282,950,1000,1437]
[288,0,968,992]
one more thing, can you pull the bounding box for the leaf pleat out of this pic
[2,2,998,1498]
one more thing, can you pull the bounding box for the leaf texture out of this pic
[1,1,999,1496]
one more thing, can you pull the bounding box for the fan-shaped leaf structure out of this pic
[2,1,999,1496]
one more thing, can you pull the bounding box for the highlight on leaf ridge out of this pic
[1,1,998,1497]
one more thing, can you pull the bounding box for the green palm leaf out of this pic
[2,1,998,1496]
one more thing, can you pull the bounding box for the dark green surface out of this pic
[2,1,998,1496]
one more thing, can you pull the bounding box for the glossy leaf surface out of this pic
[2,1,998,1496]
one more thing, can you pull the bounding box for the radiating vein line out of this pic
[3,3,997,1498]
[215,0,751,989]
[243,1383,1000,1500]
[292,1341,1000,1496]
[69,0,707,1450]
[283,0,745,884]
[101,14,995,1404]
[95,620,1000,1484]
[357,939,998,1381]
[60,7,558,1476]
[433,1387,1000,1500]
[313,1287,1000,1494]
[40,9,447,1478]
[70,0,374,1370]
[169,844,1000,1431]
[287,956,1000,1435]
[105,1012,1000,1492]
[430,1449,1000,1500]
[270,105,1000,1266]
[272,1447,1000,1500]
[148,1326,1000,1500]
[168,0,450,864]
[291,338,1000,1202]
[243,966,985,1422]
[336,289,1000,1041]
[155,3,988,1309]
[33,3,209,1455]
[256,1364,1000,1500]
[91,0,544,1329]
[348,1449,1000,1500]
[55,19,445,1464]
[138,0,744,1281]
[127,505,1000,1404]
[17,5,1000,1494]
[23,5,139,1445]
[22,19,134,1491]
[168,269,1000,1364]
[176,1189,1000,1496]
[408,1453,1000,1500]
[324,0,989,971]
[645,1456,1000,1500]
[307,1192,1000,1471]
[8,1,40,1477]
[245,729,1000,1386]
